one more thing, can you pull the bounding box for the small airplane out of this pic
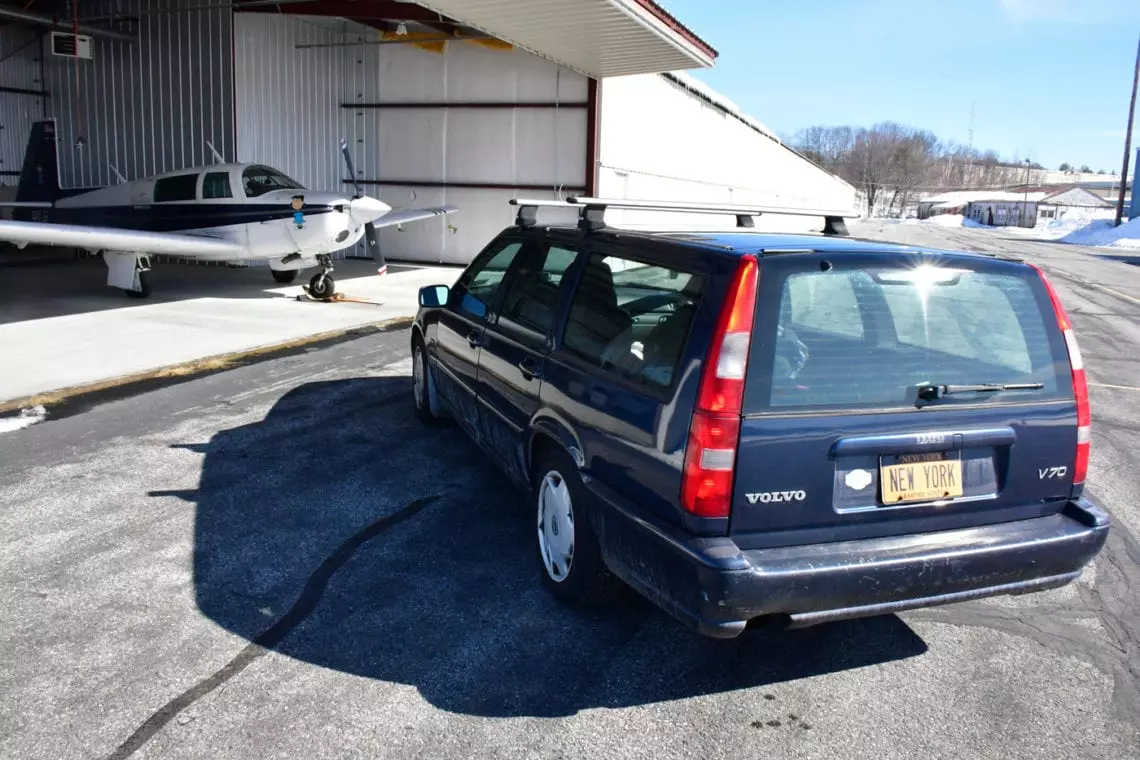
[0,119,457,298]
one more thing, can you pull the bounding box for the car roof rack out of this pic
[508,197,860,237]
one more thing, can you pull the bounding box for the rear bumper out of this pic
[592,492,1110,639]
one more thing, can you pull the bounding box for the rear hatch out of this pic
[730,250,1081,549]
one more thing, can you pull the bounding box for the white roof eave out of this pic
[413,0,716,78]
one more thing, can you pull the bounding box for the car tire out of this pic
[533,449,621,605]
[412,337,442,423]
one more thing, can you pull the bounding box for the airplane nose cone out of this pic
[348,195,390,225]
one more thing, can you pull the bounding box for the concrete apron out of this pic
[0,262,458,410]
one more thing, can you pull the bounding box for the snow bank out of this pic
[0,405,46,434]
[1060,217,1140,249]
[911,211,1140,250]
[990,218,1082,239]
[998,210,1116,240]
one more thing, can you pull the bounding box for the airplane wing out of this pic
[0,219,244,258]
[371,205,458,229]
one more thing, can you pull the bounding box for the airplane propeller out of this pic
[340,139,387,276]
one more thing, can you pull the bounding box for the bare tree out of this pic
[790,121,1100,216]
[791,126,853,173]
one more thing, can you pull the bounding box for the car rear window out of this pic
[751,262,1071,411]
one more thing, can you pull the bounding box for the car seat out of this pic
[565,258,633,360]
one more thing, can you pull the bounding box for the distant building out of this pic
[964,191,1049,228]
[917,187,1113,228]
[1028,187,1115,221]
[1068,179,1132,202]
[916,191,998,218]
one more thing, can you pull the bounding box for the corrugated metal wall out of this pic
[42,0,233,188]
[234,16,348,200]
[234,13,587,264]
[0,26,46,189]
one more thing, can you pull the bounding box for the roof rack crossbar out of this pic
[508,196,860,235]
[567,197,861,219]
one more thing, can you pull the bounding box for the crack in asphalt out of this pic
[103,494,441,760]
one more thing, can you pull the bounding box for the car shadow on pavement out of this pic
[176,376,928,719]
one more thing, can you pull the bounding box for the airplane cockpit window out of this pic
[153,173,199,203]
[242,166,304,198]
[202,171,233,200]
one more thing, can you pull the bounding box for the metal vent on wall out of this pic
[50,32,93,60]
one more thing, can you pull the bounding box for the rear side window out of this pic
[202,171,232,199]
[153,173,198,203]
[562,252,703,390]
[759,263,1069,410]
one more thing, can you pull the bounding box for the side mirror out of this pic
[418,284,450,308]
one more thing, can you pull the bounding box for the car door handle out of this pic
[467,332,483,349]
[518,358,543,381]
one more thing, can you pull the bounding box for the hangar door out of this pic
[233,14,588,265]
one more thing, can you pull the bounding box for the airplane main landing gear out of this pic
[271,269,299,284]
[126,270,152,299]
[308,254,336,299]
[104,251,152,298]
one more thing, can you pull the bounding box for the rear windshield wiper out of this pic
[915,382,1044,403]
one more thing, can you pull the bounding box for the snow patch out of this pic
[1060,217,1140,249]
[926,214,967,227]
[0,405,47,434]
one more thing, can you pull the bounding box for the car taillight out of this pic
[1030,264,1090,486]
[681,255,758,518]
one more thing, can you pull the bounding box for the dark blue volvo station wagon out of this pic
[410,197,1109,638]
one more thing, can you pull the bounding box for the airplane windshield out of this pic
[242,165,304,198]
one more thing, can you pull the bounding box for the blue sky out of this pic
[662,0,1140,173]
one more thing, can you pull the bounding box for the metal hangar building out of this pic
[0,0,857,264]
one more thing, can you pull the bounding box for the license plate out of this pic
[880,452,964,504]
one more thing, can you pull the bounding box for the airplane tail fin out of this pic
[16,119,61,204]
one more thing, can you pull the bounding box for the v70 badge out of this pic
[1039,466,1068,480]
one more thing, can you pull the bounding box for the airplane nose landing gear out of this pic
[308,254,336,299]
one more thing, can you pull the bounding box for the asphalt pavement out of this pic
[1,223,1138,759]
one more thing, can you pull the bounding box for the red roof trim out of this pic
[630,0,718,60]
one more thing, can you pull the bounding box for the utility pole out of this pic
[1024,159,1031,227]
[1115,34,1140,227]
